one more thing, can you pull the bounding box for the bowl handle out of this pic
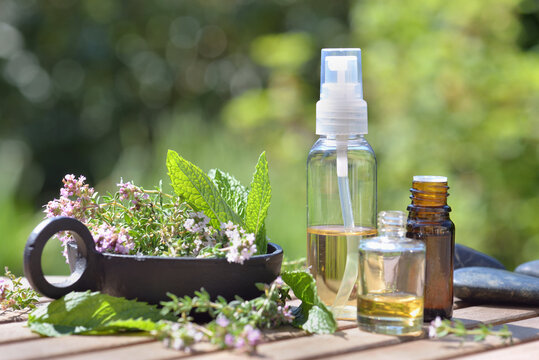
[23,217,100,299]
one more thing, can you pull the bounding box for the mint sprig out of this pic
[245,152,271,254]
[281,270,337,334]
[208,168,249,220]
[167,150,271,254]
[27,291,172,336]
[167,150,244,229]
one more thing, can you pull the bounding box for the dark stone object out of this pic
[515,260,539,278]
[454,244,506,270]
[454,266,539,305]
[24,217,283,304]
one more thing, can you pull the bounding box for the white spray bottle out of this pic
[307,48,377,320]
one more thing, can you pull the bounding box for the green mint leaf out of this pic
[301,305,337,334]
[208,168,249,220]
[167,150,243,229]
[281,270,337,334]
[245,152,271,254]
[27,291,172,336]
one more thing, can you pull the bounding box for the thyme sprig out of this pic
[0,267,40,312]
[429,317,513,343]
[153,278,293,352]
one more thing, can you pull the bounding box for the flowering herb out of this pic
[428,316,512,343]
[154,277,293,352]
[0,267,40,312]
[167,150,271,255]
[43,151,271,263]
[27,270,337,352]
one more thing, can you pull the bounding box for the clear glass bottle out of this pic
[357,211,426,335]
[406,175,455,321]
[307,49,377,320]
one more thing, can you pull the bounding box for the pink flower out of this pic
[224,333,235,347]
[90,224,134,254]
[216,314,229,328]
[243,325,262,346]
[0,278,12,301]
[222,223,257,264]
[428,316,443,338]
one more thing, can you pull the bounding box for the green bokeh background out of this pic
[0,0,538,275]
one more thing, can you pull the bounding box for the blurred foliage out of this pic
[0,0,537,274]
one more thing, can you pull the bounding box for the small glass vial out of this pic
[406,175,455,321]
[357,211,425,335]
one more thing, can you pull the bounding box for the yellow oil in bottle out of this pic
[307,225,377,320]
[357,291,424,335]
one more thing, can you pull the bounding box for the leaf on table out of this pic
[167,150,243,229]
[245,152,271,254]
[27,291,172,336]
[208,168,249,220]
[300,305,337,334]
[281,270,337,334]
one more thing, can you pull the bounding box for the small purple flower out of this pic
[184,219,195,232]
[428,316,443,338]
[235,337,245,349]
[224,333,235,347]
[117,180,138,201]
[222,223,257,265]
[91,224,134,255]
[216,314,230,328]
[281,304,294,322]
[0,278,12,301]
[244,325,262,346]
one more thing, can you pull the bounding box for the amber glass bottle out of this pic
[406,176,455,321]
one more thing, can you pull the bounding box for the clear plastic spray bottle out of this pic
[307,48,377,320]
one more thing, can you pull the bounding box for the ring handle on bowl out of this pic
[23,217,100,299]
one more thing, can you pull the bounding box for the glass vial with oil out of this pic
[406,176,455,321]
[307,48,377,320]
[357,211,426,335]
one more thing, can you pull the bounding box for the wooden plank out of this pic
[0,309,34,324]
[58,341,215,360]
[41,320,358,359]
[0,322,40,344]
[457,339,539,360]
[0,334,154,360]
[452,305,539,327]
[188,329,404,360]
[184,305,539,360]
[329,315,539,360]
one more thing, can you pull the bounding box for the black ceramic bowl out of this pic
[24,217,283,304]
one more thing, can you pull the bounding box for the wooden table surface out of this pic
[1,278,539,360]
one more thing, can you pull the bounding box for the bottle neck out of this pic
[379,227,406,238]
[409,180,449,207]
[408,179,451,220]
[321,134,363,141]
[378,210,406,239]
[407,206,451,221]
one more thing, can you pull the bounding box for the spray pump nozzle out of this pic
[316,49,368,136]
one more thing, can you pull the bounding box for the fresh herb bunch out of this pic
[167,150,271,255]
[43,151,271,263]
[154,278,293,352]
[27,270,337,352]
[0,267,40,311]
[428,317,512,343]
[28,271,337,351]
